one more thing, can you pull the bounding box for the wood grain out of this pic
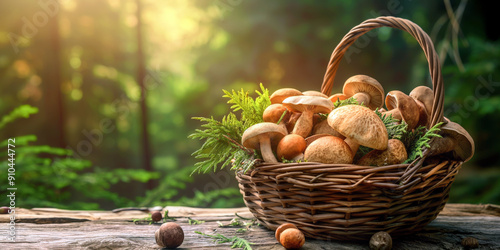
[0,204,499,249]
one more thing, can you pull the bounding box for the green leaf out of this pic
[0,105,39,129]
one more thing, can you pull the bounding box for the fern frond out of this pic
[375,109,408,140]
[190,85,271,174]
[403,122,443,163]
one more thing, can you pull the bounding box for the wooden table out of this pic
[1,203,499,249]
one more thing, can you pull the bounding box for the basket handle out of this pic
[320,16,444,128]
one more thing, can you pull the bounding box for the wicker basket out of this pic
[236,16,464,240]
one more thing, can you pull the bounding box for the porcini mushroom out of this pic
[270,88,303,104]
[357,139,407,166]
[409,86,434,127]
[428,121,474,162]
[275,223,298,242]
[282,95,333,138]
[312,120,345,139]
[327,105,388,154]
[342,75,385,110]
[277,134,307,161]
[329,93,348,103]
[303,90,329,98]
[241,122,287,163]
[304,136,353,164]
[384,90,420,130]
[286,112,302,133]
[279,228,305,250]
[263,104,291,130]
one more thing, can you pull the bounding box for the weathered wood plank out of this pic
[0,204,499,249]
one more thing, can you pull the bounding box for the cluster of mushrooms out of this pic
[241,75,474,166]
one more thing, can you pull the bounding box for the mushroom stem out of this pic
[383,109,403,121]
[259,136,278,163]
[344,137,360,155]
[352,92,371,106]
[292,110,314,138]
[291,153,304,162]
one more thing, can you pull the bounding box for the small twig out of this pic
[223,134,253,155]
[235,213,254,220]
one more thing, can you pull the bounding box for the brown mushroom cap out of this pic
[302,90,329,98]
[430,121,474,162]
[282,96,333,114]
[343,75,385,110]
[413,101,429,128]
[155,222,184,248]
[409,86,434,116]
[241,122,287,163]
[263,104,290,124]
[277,134,307,161]
[409,86,434,127]
[304,136,353,164]
[282,96,334,137]
[312,120,345,139]
[357,139,408,166]
[279,228,305,249]
[270,88,303,104]
[305,134,331,147]
[385,90,420,130]
[275,223,298,242]
[328,105,388,151]
[329,93,348,103]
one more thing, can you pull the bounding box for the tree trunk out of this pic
[136,0,153,190]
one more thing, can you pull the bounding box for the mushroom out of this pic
[279,228,305,250]
[357,139,407,166]
[312,120,345,139]
[277,134,307,161]
[329,93,348,103]
[241,122,287,163]
[286,112,302,133]
[369,231,392,250]
[270,88,303,104]
[275,223,298,242]
[263,104,291,130]
[304,136,353,164]
[383,90,420,130]
[342,75,385,110]
[282,95,333,138]
[327,105,388,154]
[428,120,474,162]
[302,90,329,98]
[155,222,184,249]
[409,86,434,127]
[305,134,331,147]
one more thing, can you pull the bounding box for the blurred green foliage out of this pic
[0,105,158,209]
[0,0,499,208]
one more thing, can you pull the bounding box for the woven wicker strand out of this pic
[236,16,460,241]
